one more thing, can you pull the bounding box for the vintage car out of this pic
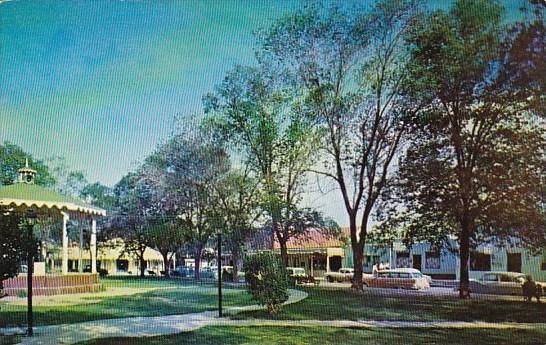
[363,268,430,290]
[324,268,355,283]
[286,267,315,286]
[459,272,545,296]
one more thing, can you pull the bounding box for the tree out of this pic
[146,218,185,275]
[212,168,262,282]
[80,183,116,211]
[255,1,422,288]
[0,207,22,295]
[147,128,230,280]
[0,142,55,186]
[204,66,334,266]
[243,252,288,315]
[46,156,89,198]
[381,0,546,298]
[110,172,156,277]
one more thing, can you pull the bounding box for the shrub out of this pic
[243,252,288,314]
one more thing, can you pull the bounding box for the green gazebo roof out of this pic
[0,183,106,216]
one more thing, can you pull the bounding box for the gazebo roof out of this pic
[0,183,106,216]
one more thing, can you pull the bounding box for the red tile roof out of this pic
[274,228,347,250]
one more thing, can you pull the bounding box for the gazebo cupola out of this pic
[18,159,37,184]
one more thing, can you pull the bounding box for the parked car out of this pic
[363,268,430,290]
[286,267,315,286]
[460,272,545,296]
[324,268,355,283]
[200,267,217,280]
[394,268,432,285]
[172,265,195,278]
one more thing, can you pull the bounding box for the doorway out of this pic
[507,253,522,273]
[412,254,422,271]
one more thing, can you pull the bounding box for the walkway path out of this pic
[2,289,308,345]
[3,289,546,345]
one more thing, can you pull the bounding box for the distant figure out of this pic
[522,275,541,303]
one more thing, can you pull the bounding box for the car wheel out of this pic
[327,276,334,283]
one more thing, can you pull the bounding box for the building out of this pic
[458,244,546,282]
[50,239,169,276]
[344,237,546,281]
[273,229,347,278]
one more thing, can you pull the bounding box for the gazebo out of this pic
[0,161,106,335]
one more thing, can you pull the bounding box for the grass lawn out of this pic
[0,277,252,328]
[74,326,546,345]
[0,335,20,345]
[236,288,546,323]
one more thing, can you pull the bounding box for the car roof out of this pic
[381,268,420,273]
[483,271,525,277]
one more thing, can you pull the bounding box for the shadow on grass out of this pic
[235,288,546,323]
[0,278,251,328]
[75,326,546,345]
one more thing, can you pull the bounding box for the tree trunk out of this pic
[231,247,240,283]
[458,219,471,299]
[139,250,146,277]
[161,252,170,276]
[279,240,289,268]
[349,216,365,290]
[194,244,203,281]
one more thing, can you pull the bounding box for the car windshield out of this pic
[412,272,423,278]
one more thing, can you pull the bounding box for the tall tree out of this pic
[212,168,262,281]
[255,1,421,288]
[110,172,156,277]
[146,217,185,275]
[147,129,230,280]
[380,0,546,298]
[0,142,55,186]
[204,66,333,266]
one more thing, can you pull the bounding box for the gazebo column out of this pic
[62,212,69,275]
[78,219,83,273]
[90,218,97,274]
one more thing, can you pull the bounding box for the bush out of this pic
[243,252,289,314]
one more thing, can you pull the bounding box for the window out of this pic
[425,252,441,269]
[116,259,128,272]
[399,273,410,278]
[482,273,497,282]
[396,252,411,268]
[470,253,491,271]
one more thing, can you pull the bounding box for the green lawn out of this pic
[0,335,20,345]
[0,278,251,328]
[236,288,546,323]
[74,326,546,345]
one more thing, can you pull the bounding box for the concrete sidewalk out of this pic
[2,289,308,345]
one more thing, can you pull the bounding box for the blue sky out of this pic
[0,0,526,226]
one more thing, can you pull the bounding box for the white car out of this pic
[324,268,355,283]
[393,268,433,285]
[364,268,430,290]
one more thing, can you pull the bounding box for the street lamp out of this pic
[216,225,223,317]
[25,209,37,337]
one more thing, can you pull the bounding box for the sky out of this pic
[0,0,527,226]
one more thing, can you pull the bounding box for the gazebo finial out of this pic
[18,159,37,184]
